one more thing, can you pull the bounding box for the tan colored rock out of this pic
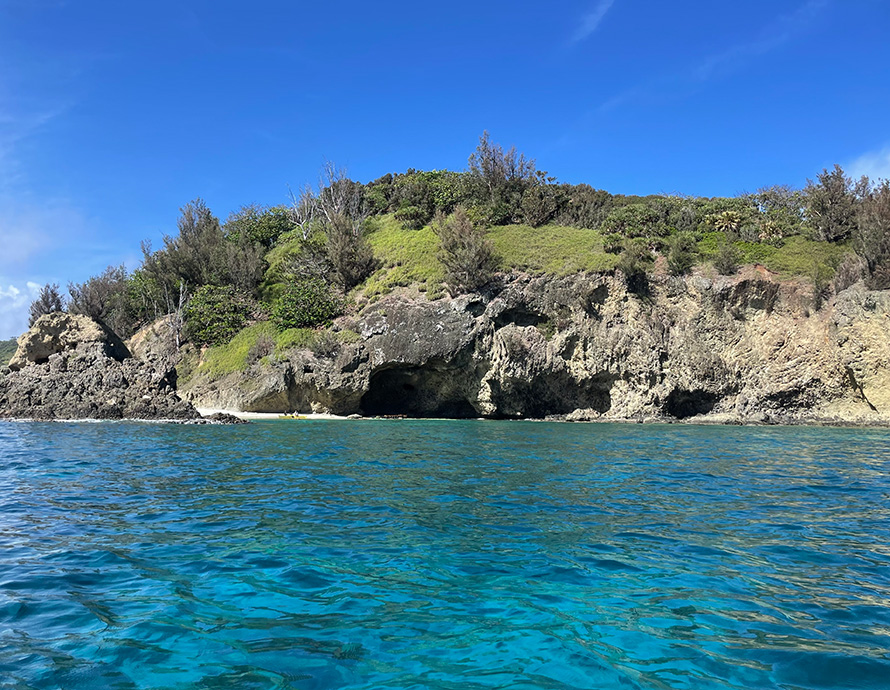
[178,272,890,425]
[7,313,129,371]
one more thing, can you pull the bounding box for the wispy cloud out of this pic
[571,0,616,44]
[0,281,42,339]
[847,146,890,182]
[596,0,830,112]
[693,0,828,81]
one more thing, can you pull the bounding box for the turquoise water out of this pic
[1,421,889,689]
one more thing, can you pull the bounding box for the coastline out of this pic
[194,407,349,421]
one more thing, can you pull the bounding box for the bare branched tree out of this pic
[287,184,319,241]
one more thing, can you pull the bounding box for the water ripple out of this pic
[1,420,889,689]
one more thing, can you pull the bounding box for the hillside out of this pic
[0,339,17,368]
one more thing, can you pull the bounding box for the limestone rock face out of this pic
[1,314,199,421]
[180,271,890,424]
[8,313,129,371]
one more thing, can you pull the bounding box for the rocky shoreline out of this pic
[0,313,241,424]
[4,270,890,427]
[181,269,890,426]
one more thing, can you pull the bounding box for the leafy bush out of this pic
[184,285,254,346]
[603,233,624,255]
[224,204,293,247]
[272,278,343,330]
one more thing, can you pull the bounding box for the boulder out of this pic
[8,313,129,371]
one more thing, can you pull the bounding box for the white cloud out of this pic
[0,199,90,269]
[571,0,615,44]
[0,281,42,339]
[847,146,890,183]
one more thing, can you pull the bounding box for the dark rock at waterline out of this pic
[0,313,199,421]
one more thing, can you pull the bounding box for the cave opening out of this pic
[360,365,478,418]
[664,389,719,419]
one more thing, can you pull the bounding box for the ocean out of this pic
[1,419,889,689]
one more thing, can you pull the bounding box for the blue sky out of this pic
[1,0,889,337]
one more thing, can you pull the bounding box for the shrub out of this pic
[616,239,650,294]
[520,183,560,227]
[272,278,343,330]
[714,240,741,276]
[811,261,833,311]
[854,179,890,289]
[394,204,429,230]
[833,253,866,293]
[28,283,65,327]
[247,333,275,364]
[434,206,499,294]
[667,232,697,276]
[310,330,340,358]
[326,214,377,291]
[184,285,254,346]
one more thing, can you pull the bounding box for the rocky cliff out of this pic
[0,313,199,421]
[180,270,890,425]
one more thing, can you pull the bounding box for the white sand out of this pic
[196,407,349,421]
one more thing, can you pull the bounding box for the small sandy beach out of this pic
[196,407,349,421]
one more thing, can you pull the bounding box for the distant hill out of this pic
[0,338,18,367]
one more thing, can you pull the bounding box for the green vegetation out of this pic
[183,285,255,346]
[490,224,616,274]
[31,130,890,360]
[193,321,361,378]
[0,338,17,367]
[272,278,343,330]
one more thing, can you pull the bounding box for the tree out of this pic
[434,206,499,294]
[854,179,890,289]
[287,185,319,241]
[68,264,136,337]
[317,163,376,291]
[804,165,864,242]
[467,131,536,224]
[28,283,64,327]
